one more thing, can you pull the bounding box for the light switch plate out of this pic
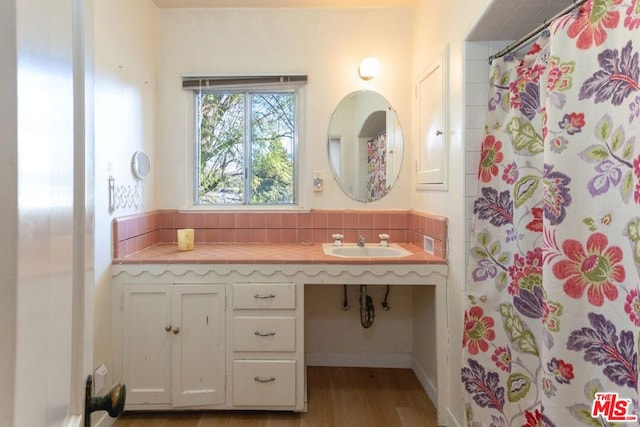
[313,171,324,192]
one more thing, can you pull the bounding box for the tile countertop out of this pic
[113,242,446,265]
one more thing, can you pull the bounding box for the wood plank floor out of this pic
[114,367,437,427]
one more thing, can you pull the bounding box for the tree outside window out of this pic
[195,90,297,205]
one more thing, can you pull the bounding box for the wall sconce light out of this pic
[358,57,380,81]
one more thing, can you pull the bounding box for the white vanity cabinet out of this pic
[113,272,305,412]
[231,283,303,409]
[120,283,226,408]
[112,261,446,422]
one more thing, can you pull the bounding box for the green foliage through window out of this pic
[195,91,297,205]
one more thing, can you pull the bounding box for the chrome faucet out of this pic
[358,235,366,247]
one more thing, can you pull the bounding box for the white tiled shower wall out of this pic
[464,41,512,262]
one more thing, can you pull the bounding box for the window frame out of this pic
[190,82,303,208]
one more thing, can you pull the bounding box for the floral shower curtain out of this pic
[463,1,640,426]
[367,131,388,201]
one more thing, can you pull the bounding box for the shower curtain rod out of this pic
[488,0,587,64]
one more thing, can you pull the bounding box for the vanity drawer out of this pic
[232,360,296,407]
[232,283,296,309]
[233,316,295,352]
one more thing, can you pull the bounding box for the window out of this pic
[186,75,306,206]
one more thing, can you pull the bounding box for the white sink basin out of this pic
[322,243,412,258]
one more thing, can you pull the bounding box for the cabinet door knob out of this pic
[254,330,276,337]
[254,376,276,383]
[172,327,180,334]
[165,325,172,332]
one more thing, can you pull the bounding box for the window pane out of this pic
[250,93,295,204]
[197,93,245,204]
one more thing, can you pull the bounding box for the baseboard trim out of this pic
[305,352,412,368]
[447,407,463,427]
[62,415,82,427]
[410,357,437,406]
[93,412,115,427]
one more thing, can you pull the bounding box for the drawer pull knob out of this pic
[165,325,172,332]
[172,327,180,334]
[254,330,276,337]
[254,293,276,299]
[254,376,276,383]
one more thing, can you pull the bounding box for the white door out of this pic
[172,285,226,407]
[122,285,173,405]
[8,0,93,425]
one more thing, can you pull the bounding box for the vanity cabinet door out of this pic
[122,284,172,405]
[171,284,226,407]
[122,283,226,408]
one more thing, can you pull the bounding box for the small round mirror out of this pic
[131,151,151,180]
[327,90,403,202]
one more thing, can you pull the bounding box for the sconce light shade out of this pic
[358,57,380,81]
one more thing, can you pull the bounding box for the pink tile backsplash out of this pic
[113,209,448,260]
[343,212,358,228]
[358,212,374,228]
[265,213,283,228]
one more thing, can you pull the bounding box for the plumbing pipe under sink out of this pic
[343,285,390,326]
[359,285,375,328]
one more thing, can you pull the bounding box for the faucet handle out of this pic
[378,233,389,247]
[332,233,344,246]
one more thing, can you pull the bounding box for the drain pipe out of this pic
[359,285,375,328]
[342,284,350,310]
[382,285,391,310]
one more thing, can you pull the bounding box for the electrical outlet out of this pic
[423,235,434,255]
[93,364,108,395]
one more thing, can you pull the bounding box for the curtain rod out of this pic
[488,0,587,64]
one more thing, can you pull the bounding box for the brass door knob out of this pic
[85,375,126,426]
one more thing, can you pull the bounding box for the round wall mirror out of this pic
[327,90,403,202]
[131,151,151,180]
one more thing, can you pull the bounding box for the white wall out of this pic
[305,285,414,367]
[93,0,158,395]
[156,7,413,210]
[411,1,492,425]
